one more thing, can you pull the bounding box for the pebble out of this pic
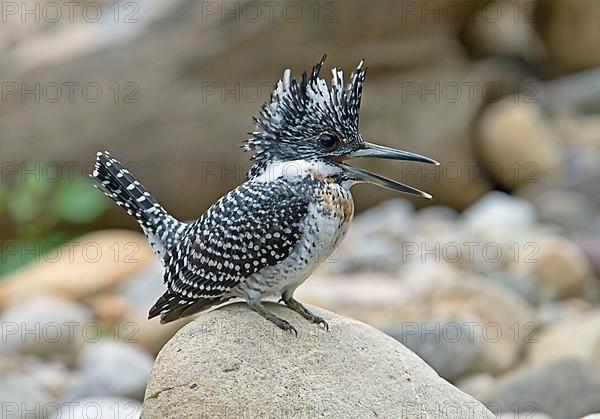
[477,100,563,190]
[481,358,600,419]
[62,341,154,401]
[532,188,597,233]
[528,237,591,300]
[0,296,91,363]
[526,310,600,368]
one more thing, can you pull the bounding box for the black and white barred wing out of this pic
[149,181,310,323]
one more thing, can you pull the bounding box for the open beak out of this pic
[338,142,439,199]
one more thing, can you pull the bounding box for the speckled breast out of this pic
[233,173,355,298]
[313,180,354,227]
[309,169,354,225]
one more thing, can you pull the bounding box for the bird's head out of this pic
[242,55,438,198]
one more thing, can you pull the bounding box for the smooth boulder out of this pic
[142,303,493,418]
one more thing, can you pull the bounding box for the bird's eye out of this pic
[318,133,338,149]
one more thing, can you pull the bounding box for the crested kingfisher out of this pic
[92,56,438,334]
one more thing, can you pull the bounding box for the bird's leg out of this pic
[281,296,329,331]
[247,300,297,336]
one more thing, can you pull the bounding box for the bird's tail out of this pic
[91,151,186,258]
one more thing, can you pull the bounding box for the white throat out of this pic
[251,159,341,183]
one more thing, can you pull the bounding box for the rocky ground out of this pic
[1,185,600,418]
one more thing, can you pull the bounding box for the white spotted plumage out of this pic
[91,56,370,326]
[92,151,187,259]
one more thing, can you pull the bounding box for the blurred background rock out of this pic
[1,0,600,418]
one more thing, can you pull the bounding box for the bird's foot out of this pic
[248,301,297,336]
[281,297,329,331]
[270,317,298,336]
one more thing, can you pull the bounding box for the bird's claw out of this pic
[306,313,328,331]
[274,318,298,336]
[281,297,330,332]
[316,317,329,331]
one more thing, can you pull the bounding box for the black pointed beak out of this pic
[348,142,439,165]
[338,142,438,198]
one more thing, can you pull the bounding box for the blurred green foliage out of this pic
[0,164,108,275]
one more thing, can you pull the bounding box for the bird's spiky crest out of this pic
[242,56,367,177]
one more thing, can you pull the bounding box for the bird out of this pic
[91,55,438,335]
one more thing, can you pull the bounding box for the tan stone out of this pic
[465,0,545,60]
[122,313,191,356]
[89,295,132,324]
[537,0,600,73]
[529,237,591,300]
[526,310,600,368]
[478,99,563,190]
[0,230,154,308]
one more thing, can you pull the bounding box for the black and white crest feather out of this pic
[243,55,367,177]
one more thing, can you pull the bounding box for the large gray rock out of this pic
[328,198,415,273]
[142,303,493,418]
[0,354,72,415]
[462,191,538,234]
[384,321,483,382]
[531,188,598,234]
[0,373,55,419]
[0,296,91,363]
[63,341,154,401]
[482,358,600,419]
